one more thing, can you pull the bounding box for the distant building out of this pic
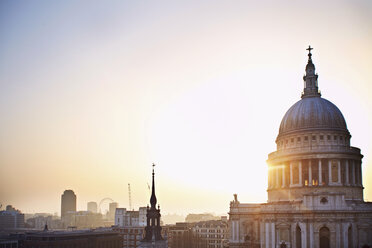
[166,218,228,248]
[115,207,147,227]
[22,229,122,248]
[185,213,219,223]
[0,239,19,248]
[114,207,147,248]
[108,202,119,221]
[138,164,167,248]
[61,190,76,219]
[25,214,62,230]
[113,226,144,248]
[193,219,228,248]
[87,201,98,213]
[0,205,25,229]
[167,222,193,248]
[62,211,104,229]
[0,233,23,248]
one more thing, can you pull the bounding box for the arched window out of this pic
[296,225,302,248]
[280,242,287,248]
[319,227,330,248]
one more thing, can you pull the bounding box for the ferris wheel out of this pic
[98,197,114,213]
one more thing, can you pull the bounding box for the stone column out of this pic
[271,223,275,248]
[318,159,322,185]
[309,160,312,186]
[299,161,302,185]
[290,162,293,186]
[300,223,306,248]
[342,223,349,248]
[309,223,314,248]
[276,167,279,188]
[265,223,270,248]
[356,161,361,186]
[260,221,264,248]
[282,166,285,188]
[351,160,356,185]
[336,222,341,248]
[338,160,341,184]
[345,160,349,185]
[232,220,235,242]
[236,220,239,242]
[352,222,358,248]
[359,161,363,186]
[328,160,332,184]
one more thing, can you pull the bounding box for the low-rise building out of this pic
[114,207,147,248]
[166,218,228,248]
[167,222,193,248]
[23,229,122,248]
[0,206,24,230]
[192,219,229,248]
[113,226,144,248]
[115,207,147,227]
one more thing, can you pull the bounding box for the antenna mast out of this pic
[128,183,132,210]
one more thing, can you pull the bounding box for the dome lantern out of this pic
[302,45,321,98]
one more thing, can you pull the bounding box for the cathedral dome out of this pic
[277,46,349,138]
[278,96,348,136]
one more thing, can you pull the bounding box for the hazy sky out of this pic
[0,0,372,216]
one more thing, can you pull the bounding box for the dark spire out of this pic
[143,163,163,242]
[150,163,157,208]
[43,222,48,232]
[302,45,321,98]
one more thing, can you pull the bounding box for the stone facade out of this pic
[228,48,372,248]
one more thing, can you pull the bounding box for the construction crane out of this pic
[147,183,151,194]
[128,183,132,210]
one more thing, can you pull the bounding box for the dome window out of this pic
[291,138,294,143]
[297,137,301,142]
[304,136,308,141]
[327,135,331,140]
[320,135,324,140]
[312,136,316,141]
[334,135,337,140]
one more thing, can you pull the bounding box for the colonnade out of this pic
[268,159,362,189]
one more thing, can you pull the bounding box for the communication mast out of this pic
[128,183,132,210]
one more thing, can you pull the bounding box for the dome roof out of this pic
[278,97,348,136]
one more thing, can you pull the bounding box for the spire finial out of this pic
[306,45,313,61]
[150,163,157,208]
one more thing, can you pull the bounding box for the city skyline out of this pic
[1,0,372,216]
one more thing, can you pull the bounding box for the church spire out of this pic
[302,45,321,98]
[143,163,163,242]
[150,163,157,209]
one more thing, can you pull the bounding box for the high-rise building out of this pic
[61,190,76,219]
[108,202,118,221]
[87,201,98,213]
[228,47,372,247]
